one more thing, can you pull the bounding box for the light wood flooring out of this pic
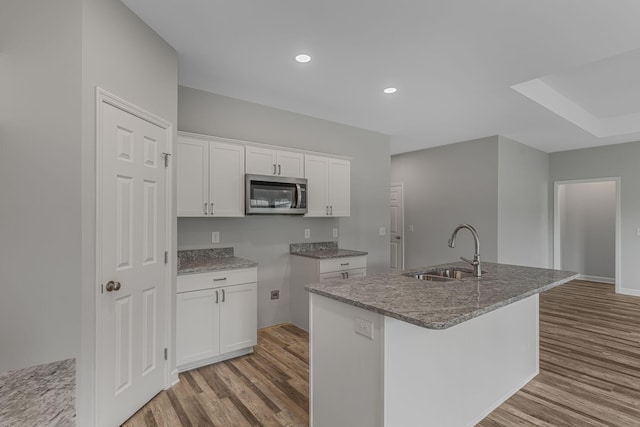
[124,280,640,426]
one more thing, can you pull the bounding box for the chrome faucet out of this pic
[448,224,482,278]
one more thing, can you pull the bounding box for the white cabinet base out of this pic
[310,293,539,427]
[176,347,254,373]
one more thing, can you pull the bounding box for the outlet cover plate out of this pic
[270,290,280,300]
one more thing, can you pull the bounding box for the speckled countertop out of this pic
[0,358,75,426]
[290,242,368,259]
[177,248,257,275]
[306,261,578,330]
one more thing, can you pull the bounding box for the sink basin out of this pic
[404,267,481,282]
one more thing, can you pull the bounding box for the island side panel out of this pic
[384,294,539,427]
[309,293,384,427]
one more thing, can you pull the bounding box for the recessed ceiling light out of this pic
[295,54,311,63]
[384,87,397,94]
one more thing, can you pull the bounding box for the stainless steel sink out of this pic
[404,267,482,282]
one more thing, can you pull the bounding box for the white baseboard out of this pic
[620,287,640,297]
[578,275,615,284]
[176,347,254,373]
[170,369,179,386]
[469,370,539,427]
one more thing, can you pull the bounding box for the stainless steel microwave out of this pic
[245,174,308,215]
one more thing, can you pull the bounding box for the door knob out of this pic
[395,236,402,240]
[105,281,121,292]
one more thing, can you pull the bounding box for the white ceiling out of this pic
[121,0,640,154]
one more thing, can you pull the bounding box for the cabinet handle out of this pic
[326,205,329,216]
[341,262,350,266]
[213,277,227,282]
[330,205,333,215]
[346,271,349,279]
[273,164,277,175]
[342,272,346,279]
[221,289,226,302]
[210,202,214,215]
[215,290,219,304]
[204,202,208,215]
[278,164,281,175]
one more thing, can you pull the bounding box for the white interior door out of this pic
[390,184,404,270]
[98,101,168,426]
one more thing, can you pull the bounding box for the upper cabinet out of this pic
[177,134,245,217]
[305,155,351,217]
[246,146,304,178]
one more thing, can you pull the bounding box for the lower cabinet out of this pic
[290,255,367,331]
[176,268,257,371]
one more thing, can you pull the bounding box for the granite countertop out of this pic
[0,358,75,426]
[177,248,258,275]
[305,261,578,330]
[290,241,368,259]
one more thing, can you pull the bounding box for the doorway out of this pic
[95,88,173,426]
[390,183,405,271]
[554,177,620,293]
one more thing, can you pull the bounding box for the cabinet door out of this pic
[277,151,304,178]
[176,289,220,366]
[305,154,329,217]
[210,141,245,216]
[177,136,209,216]
[328,158,350,217]
[219,283,257,354]
[246,146,277,176]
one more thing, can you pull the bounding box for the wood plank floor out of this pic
[478,280,640,426]
[122,323,309,426]
[124,280,640,426]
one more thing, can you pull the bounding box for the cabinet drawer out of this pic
[177,267,257,293]
[319,256,367,273]
[319,268,366,282]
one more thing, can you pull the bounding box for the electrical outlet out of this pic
[333,228,338,238]
[379,227,386,236]
[211,231,220,243]
[270,290,280,300]
[409,225,414,232]
[304,228,311,239]
[355,317,374,339]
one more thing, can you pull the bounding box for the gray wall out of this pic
[79,1,178,423]
[390,137,500,269]
[558,182,616,279]
[497,136,549,268]
[178,86,390,328]
[550,141,640,295]
[0,0,82,373]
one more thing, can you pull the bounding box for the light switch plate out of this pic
[333,228,338,238]
[304,228,311,239]
[379,227,386,236]
[211,232,220,243]
[409,225,414,232]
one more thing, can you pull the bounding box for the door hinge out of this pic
[100,283,104,294]
[164,348,168,361]
[164,251,168,264]
[161,152,171,168]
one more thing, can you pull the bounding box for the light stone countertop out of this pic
[305,261,578,329]
[177,248,257,275]
[0,358,75,426]
[290,241,368,259]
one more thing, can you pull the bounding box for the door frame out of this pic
[94,87,174,424]
[390,182,405,271]
[553,177,620,293]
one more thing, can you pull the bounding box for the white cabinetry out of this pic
[246,146,304,178]
[177,134,245,217]
[290,255,366,330]
[176,268,257,371]
[305,155,350,217]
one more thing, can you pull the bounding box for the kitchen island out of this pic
[306,261,578,427]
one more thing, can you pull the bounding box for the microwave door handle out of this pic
[295,184,302,208]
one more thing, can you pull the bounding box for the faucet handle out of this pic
[460,256,477,266]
